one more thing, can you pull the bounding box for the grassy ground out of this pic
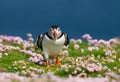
[0,35,120,79]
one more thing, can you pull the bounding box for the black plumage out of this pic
[37,32,69,50]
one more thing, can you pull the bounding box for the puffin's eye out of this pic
[50,28,52,31]
[58,28,60,31]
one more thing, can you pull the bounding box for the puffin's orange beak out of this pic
[53,29,57,41]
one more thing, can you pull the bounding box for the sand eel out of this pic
[37,25,69,68]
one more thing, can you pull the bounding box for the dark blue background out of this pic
[0,0,120,40]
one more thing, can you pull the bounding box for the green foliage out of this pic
[0,39,120,78]
[0,50,29,73]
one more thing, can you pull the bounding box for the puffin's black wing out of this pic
[37,34,44,50]
[64,33,69,46]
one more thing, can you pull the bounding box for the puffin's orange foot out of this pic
[56,62,61,66]
[46,65,52,68]
[46,59,52,68]
[56,56,61,66]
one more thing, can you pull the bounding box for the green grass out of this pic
[55,67,75,77]
[0,39,120,78]
[0,50,29,72]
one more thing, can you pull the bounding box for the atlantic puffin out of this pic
[37,25,69,68]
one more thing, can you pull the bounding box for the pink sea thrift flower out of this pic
[104,49,112,56]
[95,47,99,50]
[70,39,76,44]
[109,39,117,46]
[28,38,34,43]
[13,37,23,44]
[3,35,14,42]
[105,72,120,81]
[28,53,43,64]
[103,66,108,70]
[74,44,80,50]
[30,72,38,78]
[61,64,68,70]
[88,47,94,52]
[62,50,69,56]
[88,39,98,45]
[82,34,92,40]
[94,63,102,71]
[29,57,34,61]
[86,64,95,72]
[76,39,82,43]
[22,41,34,49]
[0,39,3,43]
[98,39,106,46]
[63,46,68,49]
[82,62,102,72]
[26,33,32,38]
[0,47,3,52]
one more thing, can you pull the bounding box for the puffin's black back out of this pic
[37,34,44,50]
[64,33,69,46]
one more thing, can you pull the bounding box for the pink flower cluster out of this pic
[0,34,44,64]
[29,54,44,64]
[104,49,116,56]
[82,34,92,40]
[87,46,99,52]
[0,35,14,42]
[44,71,110,82]
[61,50,69,56]
[66,54,103,73]
[0,33,120,82]
[83,63,102,72]
[13,60,44,77]
[79,56,102,72]
[74,44,80,50]
[70,39,82,44]
[0,41,20,58]
[0,34,34,49]
[20,49,44,65]
[90,39,118,48]
[1,71,120,82]
[82,34,119,48]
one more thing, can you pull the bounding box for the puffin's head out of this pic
[49,25,62,41]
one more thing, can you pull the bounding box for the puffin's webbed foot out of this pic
[56,55,61,66]
[46,59,52,68]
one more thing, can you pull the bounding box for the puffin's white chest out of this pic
[42,35,65,56]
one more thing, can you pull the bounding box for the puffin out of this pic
[37,25,69,68]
